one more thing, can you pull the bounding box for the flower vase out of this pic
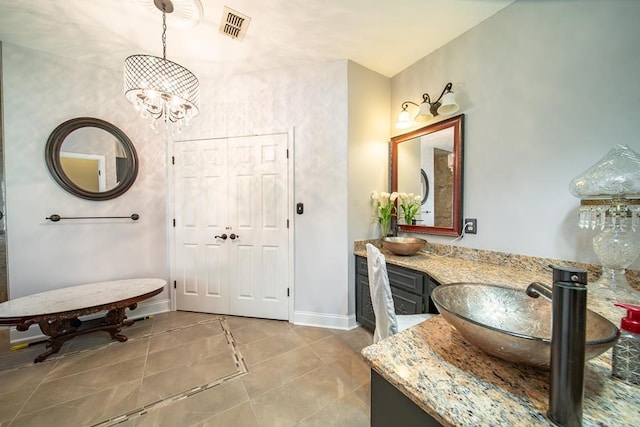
[380,218,391,238]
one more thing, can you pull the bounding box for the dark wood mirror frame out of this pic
[391,114,464,236]
[45,117,139,201]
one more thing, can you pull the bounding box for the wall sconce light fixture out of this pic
[395,82,460,129]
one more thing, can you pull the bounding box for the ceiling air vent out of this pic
[219,6,251,41]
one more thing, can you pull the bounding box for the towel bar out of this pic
[46,214,140,222]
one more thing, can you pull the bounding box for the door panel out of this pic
[262,246,279,300]
[205,244,225,296]
[174,139,229,313]
[182,244,198,294]
[228,134,289,319]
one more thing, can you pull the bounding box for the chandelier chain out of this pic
[162,11,167,60]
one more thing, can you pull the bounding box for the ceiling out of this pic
[0,0,515,79]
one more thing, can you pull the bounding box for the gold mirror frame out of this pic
[391,114,464,236]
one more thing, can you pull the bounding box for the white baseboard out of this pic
[126,298,171,321]
[292,310,358,330]
[8,298,171,345]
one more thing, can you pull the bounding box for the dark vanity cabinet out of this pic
[355,255,440,331]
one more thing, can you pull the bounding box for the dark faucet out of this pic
[526,281,553,302]
[550,266,589,427]
[527,267,589,426]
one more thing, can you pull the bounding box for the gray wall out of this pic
[3,44,170,304]
[347,61,390,321]
[175,60,355,328]
[392,0,640,268]
[2,44,362,328]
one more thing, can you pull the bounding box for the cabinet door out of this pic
[357,279,422,330]
[356,256,369,277]
[391,287,423,315]
[356,275,376,330]
[355,255,432,331]
[427,276,441,314]
[371,370,443,427]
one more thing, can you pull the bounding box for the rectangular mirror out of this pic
[391,114,464,236]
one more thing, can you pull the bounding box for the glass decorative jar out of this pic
[569,145,640,302]
[592,220,640,300]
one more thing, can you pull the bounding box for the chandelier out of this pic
[124,0,200,134]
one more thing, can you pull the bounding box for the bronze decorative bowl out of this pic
[431,283,620,368]
[381,237,427,256]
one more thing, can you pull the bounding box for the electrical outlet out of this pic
[464,218,477,234]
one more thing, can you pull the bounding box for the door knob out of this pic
[214,234,228,240]
[229,233,239,240]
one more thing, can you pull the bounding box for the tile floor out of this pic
[0,311,373,426]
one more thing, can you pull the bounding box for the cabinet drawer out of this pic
[357,255,425,295]
[387,263,424,295]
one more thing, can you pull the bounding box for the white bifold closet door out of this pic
[173,133,289,320]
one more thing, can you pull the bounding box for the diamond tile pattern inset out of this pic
[0,312,373,426]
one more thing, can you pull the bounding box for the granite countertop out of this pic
[355,242,639,426]
[353,242,625,322]
[362,317,638,427]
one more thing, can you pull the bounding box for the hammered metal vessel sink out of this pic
[381,237,427,256]
[431,283,619,368]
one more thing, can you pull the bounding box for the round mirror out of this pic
[45,117,138,201]
[420,168,429,205]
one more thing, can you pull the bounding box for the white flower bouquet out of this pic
[398,192,421,225]
[371,191,398,237]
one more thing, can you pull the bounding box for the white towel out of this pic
[366,243,398,343]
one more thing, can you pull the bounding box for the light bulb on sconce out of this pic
[395,109,413,129]
[395,82,460,129]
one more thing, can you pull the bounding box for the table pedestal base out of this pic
[17,303,137,363]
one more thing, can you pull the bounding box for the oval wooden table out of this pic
[0,278,166,363]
